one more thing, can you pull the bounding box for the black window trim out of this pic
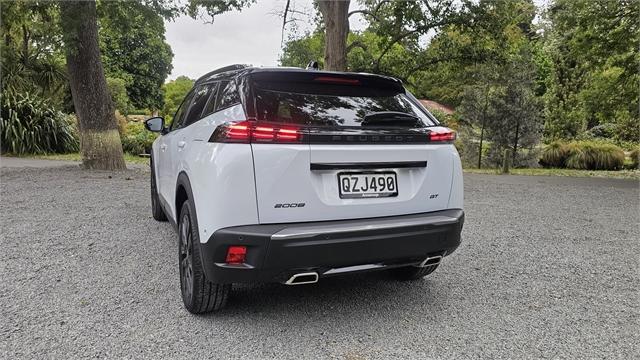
[170,88,197,132]
[171,82,226,132]
[200,82,220,119]
[183,83,217,128]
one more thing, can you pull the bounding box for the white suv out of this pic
[145,65,464,314]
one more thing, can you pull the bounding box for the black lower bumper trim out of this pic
[200,209,464,284]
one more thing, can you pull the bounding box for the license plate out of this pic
[338,172,398,199]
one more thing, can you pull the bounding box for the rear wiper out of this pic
[361,111,420,127]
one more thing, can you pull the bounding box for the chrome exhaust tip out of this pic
[418,255,442,268]
[285,272,319,285]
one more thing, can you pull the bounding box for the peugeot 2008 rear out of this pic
[145,65,464,314]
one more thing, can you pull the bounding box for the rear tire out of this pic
[150,159,167,221]
[391,263,440,281]
[178,201,230,314]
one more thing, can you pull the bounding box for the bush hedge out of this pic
[630,148,639,169]
[1,91,79,154]
[540,141,626,170]
[121,121,157,155]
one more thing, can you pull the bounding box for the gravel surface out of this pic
[1,165,639,359]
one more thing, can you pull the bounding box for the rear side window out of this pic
[253,88,436,128]
[184,84,214,126]
[215,80,240,111]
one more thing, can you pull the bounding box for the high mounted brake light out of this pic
[210,120,304,144]
[429,128,456,142]
[313,76,360,85]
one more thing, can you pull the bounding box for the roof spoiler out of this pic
[195,64,249,85]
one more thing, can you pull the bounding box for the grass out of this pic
[464,167,640,180]
[6,152,150,165]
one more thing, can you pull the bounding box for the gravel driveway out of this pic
[1,163,638,359]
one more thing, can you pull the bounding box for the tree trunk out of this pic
[316,0,350,71]
[60,1,126,170]
[512,120,520,164]
[478,84,490,169]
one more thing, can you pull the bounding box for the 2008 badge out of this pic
[274,203,306,208]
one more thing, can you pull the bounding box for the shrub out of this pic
[586,123,616,139]
[630,148,639,169]
[115,110,128,136]
[565,141,624,170]
[121,121,157,155]
[540,141,570,168]
[106,77,131,115]
[0,91,79,154]
[540,141,625,170]
[590,143,625,170]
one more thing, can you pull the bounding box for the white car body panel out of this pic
[251,140,456,224]
[152,83,463,244]
[154,104,259,242]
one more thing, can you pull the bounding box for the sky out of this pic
[164,0,548,81]
[164,0,367,81]
[164,0,313,80]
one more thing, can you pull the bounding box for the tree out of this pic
[161,76,194,121]
[98,1,174,111]
[458,65,500,168]
[485,52,542,167]
[542,0,639,141]
[60,1,126,170]
[0,1,67,104]
[58,0,255,170]
[316,0,350,71]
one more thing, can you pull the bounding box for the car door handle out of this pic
[160,144,167,151]
[177,141,186,149]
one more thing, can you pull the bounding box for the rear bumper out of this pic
[200,209,464,284]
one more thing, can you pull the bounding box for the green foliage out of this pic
[98,1,174,110]
[121,121,157,155]
[280,31,325,68]
[0,1,68,107]
[106,78,131,115]
[630,148,640,169]
[540,141,625,170]
[542,0,640,142]
[161,76,194,120]
[0,91,79,154]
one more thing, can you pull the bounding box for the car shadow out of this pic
[196,270,449,326]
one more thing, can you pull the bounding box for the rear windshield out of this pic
[253,86,437,128]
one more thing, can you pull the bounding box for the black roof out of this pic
[194,64,404,89]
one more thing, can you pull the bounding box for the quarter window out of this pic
[184,85,214,126]
[215,80,240,111]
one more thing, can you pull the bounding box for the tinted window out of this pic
[215,80,240,111]
[253,89,435,128]
[201,82,220,118]
[184,85,213,126]
[171,91,195,131]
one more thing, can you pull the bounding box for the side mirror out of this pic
[144,116,165,133]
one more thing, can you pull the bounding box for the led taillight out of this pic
[429,128,456,142]
[210,120,303,144]
[225,246,247,264]
[225,122,251,141]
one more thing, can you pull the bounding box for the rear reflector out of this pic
[225,246,247,264]
[429,128,456,142]
[210,120,304,144]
